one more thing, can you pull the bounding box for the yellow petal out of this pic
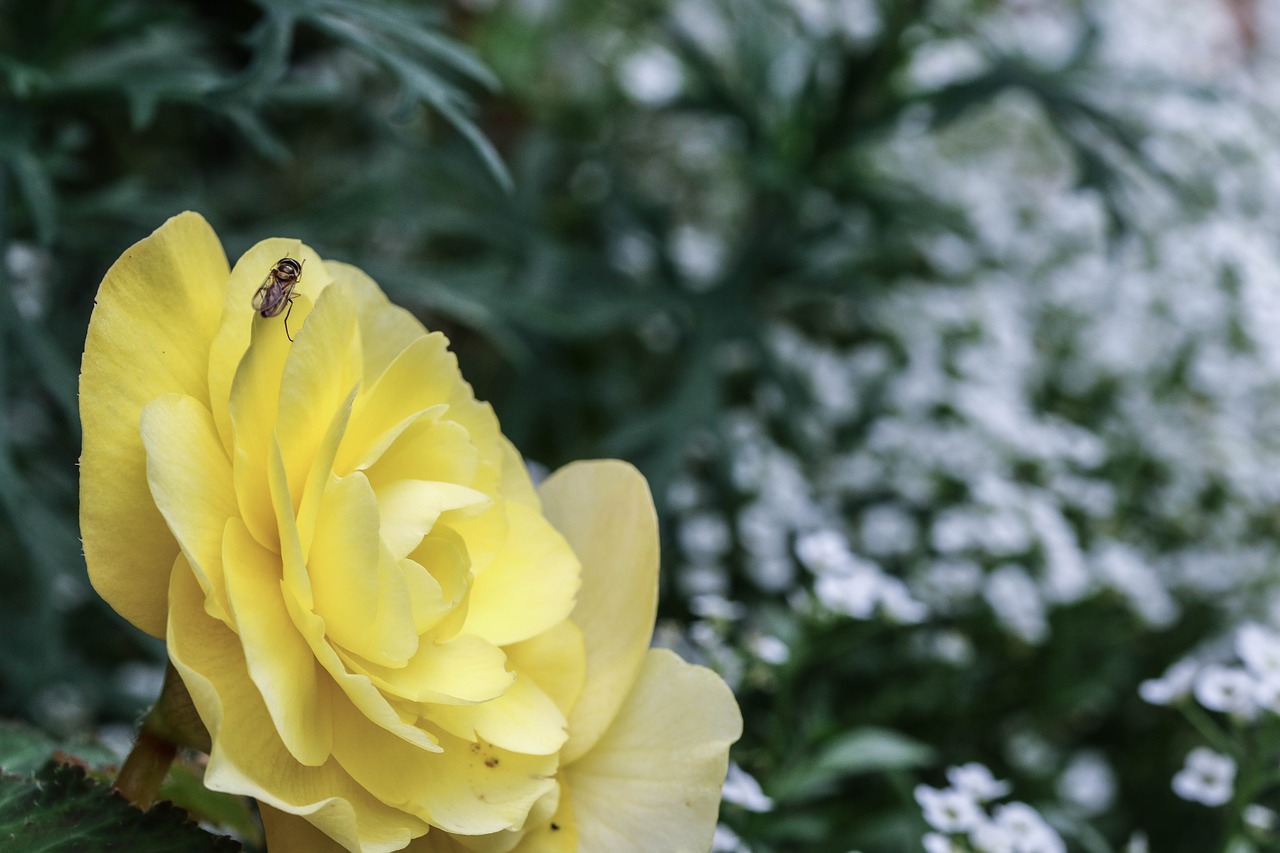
[346,632,513,706]
[227,293,315,550]
[277,284,364,514]
[503,621,586,721]
[222,517,332,766]
[562,649,742,853]
[280,580,441,753]
[168,559,428,853]
[538,460,658,762]
[411,786,568,853]
[427,671,568,755]
[331,260,428,381]
[376,479,491,561]
[140,394,237,625]
[332,708,558,836]
[409,529,474,640]
[207,239,335,454]
[81,211,229,636]
[508,783,577,853]
[339,333,462,473]
[461,500,580,648]
[310,472,418,667]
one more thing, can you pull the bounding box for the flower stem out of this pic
[114,727,177,810]
[114,664,209,810]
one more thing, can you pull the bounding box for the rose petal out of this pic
[207,239,335,454]
[168,560,428,853]
[427,671,568,755]
[460,500,580,648]
[81,211,229,636]
[222,516,332,766]
[140,394,237,625]
[277,284,364,514]
[562,649,742,853]
[331,706,557,836]
[346,633,513,706]
[330,260,430,386]
[227,294,315,550]
[538,460,658,762]
[310,472,418,667]
[504,621,586,720]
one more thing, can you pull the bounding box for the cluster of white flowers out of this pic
[653,0,1280,656]
[1141,623,1280,720]
[1138,622,1280,812]
[917,763,1066,853]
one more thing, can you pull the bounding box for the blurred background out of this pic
[2,0,1280,850]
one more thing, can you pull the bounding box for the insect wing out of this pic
[252,277,284,316]
[251,275,273,311]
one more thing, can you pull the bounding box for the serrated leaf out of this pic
[0,764,240,852]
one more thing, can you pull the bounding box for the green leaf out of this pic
[813,726,936,775]
[0,763,241,852]
[770,726,936,803]
[158,763,260,846]
[0,722,57,776]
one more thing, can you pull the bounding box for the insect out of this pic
[251,256,304,341]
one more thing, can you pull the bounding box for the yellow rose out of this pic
[80,212,742,852]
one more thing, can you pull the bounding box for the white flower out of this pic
[1124,831,1150,853]
[991,801,1066,853]
[924,832,966,853]
[670,224,726,289]
[984,565,1049,644]
[1056,751,1116,816]
[617,44,684,105]
[1236,623,1280,686]
[679,511,733,560]
[747,634,791,665]
[946,763,1013,803]
[1139,658,1199,705]
[795,528,856,574]
[1245,803,1277,831]
[970,820,1016,853]
[722,763,774,813]
[859,503,919,556]
[1194,664,1260,718]
[878,576,929,624]
[814,567,883,619]
[915,784,985,833]
[711,824,750,853]
[689,593,747,621]
[1172,747,1236,806]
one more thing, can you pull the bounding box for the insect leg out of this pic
[283,298,295,342]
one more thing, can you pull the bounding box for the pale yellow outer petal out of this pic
[168,561,428,853]
[81,211,229,636]
[537,460,658,763]
[139,394,237,625]
[329,260,430,381]
[562,649,742,853]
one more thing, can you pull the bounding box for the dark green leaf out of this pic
[0,763,240,852]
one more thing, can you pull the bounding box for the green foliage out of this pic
[0,763,241,852]
[0,719,250,851]
[0,0,1269,850]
